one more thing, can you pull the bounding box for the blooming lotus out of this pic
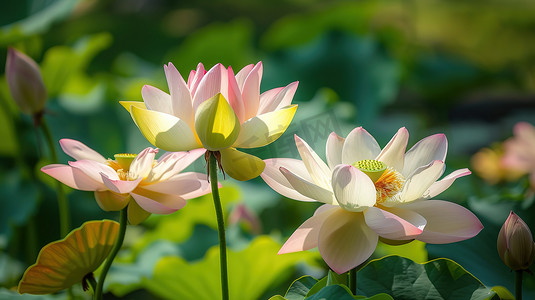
[41,139,212,225]
[120,62,298,181]
[261,127,483,274]
[502,122,535,188]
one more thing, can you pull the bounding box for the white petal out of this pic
[341,127,381,165]
[332,164,376,212]
[59,139,106,163]
[318,209,378,274]
[376,127,408,172]
[424,168,471,198]
[141,85,173,115]
[261,158,317,202]
[401,200,483,244]
[235,64,254,90]
[326,132,345,170]
[192,63,224,110]
[147,148,206,182]
[141,172,205,198]
[280,167,336,205]
[295,135,332,189]
[279,205,337,254]
[129,148,158,180]
[399,160,445,203]
[402,134,447,177]
[101,175,142,194]
[364,206,426,240]
[241,62,263,120]
[130,188,187,214]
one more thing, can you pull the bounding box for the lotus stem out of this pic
[209,153,229,300]
[94,207,127,300]
[41,119,70,237]
[515,270,523,300]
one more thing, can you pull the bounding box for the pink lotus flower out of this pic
[120,62,298,181]
[261,127,483,274]
[502,122,535,188]
[41,139,213,225]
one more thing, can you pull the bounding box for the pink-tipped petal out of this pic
[401,200,483,244]
[341,127,381,165]
[141,85,173,115]
[148,148,206,182]
[225,66,245,123]
[189,63,206,95]
[165,63,195,128]
[279,205,338,254]
[235,63,254,90]
[241,62,262,120]
[257,87,282,114]
[399,160,445,203]
[376,127,409,172]
[41,164,105,191]
[280,167,336,205]
[192,63,224,110]
[141,172,208,199]
[332,165,376,212]
[129,148,158,180]
[402,134,448,177]
[69,160,118,183]
[101,175,142,194]
[318,209,378,274]
[424,168,471,198]
[326,132,345,170]
[364,206,426,240]
[59,139,107,163]
[94,190,130,211]
[257,81,299,114]
[130,188,187,214]
[295,135,332,189]
[261,158,317,202]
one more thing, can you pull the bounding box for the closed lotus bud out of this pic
[497,211,535,271]
[5,47,47,116]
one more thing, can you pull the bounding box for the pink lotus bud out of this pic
[5,47,47,115]
[497,211,535,271]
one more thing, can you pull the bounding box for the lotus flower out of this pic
[261,127,483,274]
[41,139,212,225]
[5,47,47,116]
[497,211,535,271]
[502,122,535,189]
[120,62,298,181]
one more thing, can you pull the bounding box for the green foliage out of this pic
[358,256,499,300]
[143,236,316,300]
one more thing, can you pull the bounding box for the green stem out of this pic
[94,208,128,300]
[349,267,357,295]
[515,270,523,300]
[209,154,229,300]
[41,119,70,237]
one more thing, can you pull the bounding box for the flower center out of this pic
[353,159,404,204]
[107,153,137,181]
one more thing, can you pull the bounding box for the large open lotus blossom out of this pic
[502,122,535,189]
[261,127,483,274]
[41,139,212,225]
[120,62,298,181]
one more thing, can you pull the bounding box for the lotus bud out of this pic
[497,211,535,271]
[5,47,47,117]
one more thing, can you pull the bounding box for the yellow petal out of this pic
[128,200,151,225]
[18,220,119,295]
[220,148,265,181]
[131,105,201,151]
[234,104,297,148]
[94,190,130,211]
[119,100,147,112]
[194,93,240,151]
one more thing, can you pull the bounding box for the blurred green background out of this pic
[2,0,535,299]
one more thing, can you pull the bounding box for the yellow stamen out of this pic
[375,167,404,203]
